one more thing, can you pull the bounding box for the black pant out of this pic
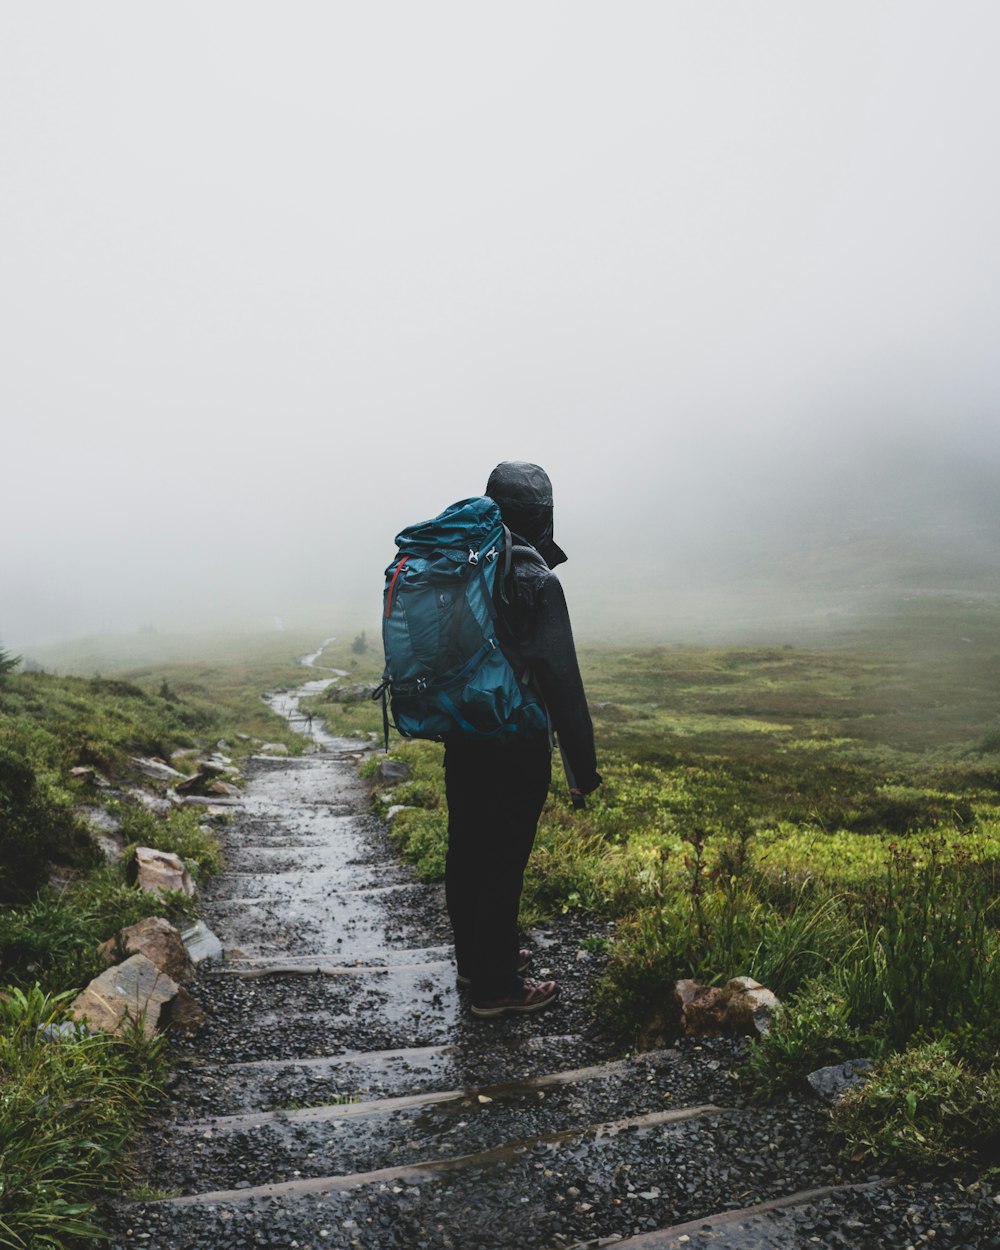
[443,737,552,999]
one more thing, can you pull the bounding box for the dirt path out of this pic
[106,654,1000,1250]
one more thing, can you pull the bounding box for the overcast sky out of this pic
[3,2,999,648]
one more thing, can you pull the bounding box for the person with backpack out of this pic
[446,461,601,1017]
[379,461,600,1017]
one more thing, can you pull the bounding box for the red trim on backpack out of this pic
[385,556,409,618]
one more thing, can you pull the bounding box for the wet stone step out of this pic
[147,1053,729,1194]
[125,1101,842,1250]
[170,968,455,1064]
[197,887,449,962]
[208,857,413,888]
[166,1035,606,1117]
[208,879,424,906]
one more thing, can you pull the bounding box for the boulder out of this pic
[206,780,239,796]
[126,846,194,897]
[676,976,781,1038]
[375,759,412,785]
[807,1059,874,1104]
[98,917,194,982]
[68,953,204,1038]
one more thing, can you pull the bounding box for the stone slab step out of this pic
[132,1098,844,1250]
[566,1181,887,1249]
[210,946,454,976]
[166,1034,616,1118]
[176,1049,685,1132]
[211,880,423,906]
[158,1105,725,1204]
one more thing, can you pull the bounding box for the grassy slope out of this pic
[0,630,323,1248]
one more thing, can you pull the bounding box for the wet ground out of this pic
[105,655,1000,1250]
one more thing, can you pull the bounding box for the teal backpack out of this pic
[375,497,548,745]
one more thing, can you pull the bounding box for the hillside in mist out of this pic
[579,444,1000,645]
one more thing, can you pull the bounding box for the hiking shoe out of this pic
[470,978,558,1018]
[456,949,531,989]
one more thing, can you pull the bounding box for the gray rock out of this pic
[806,1058,874,1103]
[131,756,185,782]
[258,742,289,755]
[375,759,412,785]
[92,833,124,864]
[181,919,225,965]
[125,788,173,814]
[38,1020,84,1041]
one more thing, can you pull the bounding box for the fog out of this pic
[3,3,999,653]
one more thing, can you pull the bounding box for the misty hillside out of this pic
[582,446,1000,643]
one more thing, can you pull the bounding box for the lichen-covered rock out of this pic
[69,954,182,1038]
[126,846,194,897]
[98,916,194,981]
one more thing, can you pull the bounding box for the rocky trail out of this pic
[106,652,1000,1250]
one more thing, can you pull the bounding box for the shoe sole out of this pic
[469,987,559,1018]
[456,955,531,989]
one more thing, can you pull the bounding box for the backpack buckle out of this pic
[468,549,479,565]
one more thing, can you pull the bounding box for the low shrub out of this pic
[832,1039,1000,1173]
[387,808,448,879]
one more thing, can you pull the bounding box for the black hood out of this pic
[485,461,567,569]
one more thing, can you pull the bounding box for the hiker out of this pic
[446,461,601,1018]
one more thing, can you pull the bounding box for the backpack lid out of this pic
[394,497,503,559]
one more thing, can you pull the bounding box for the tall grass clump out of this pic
[0,986,166,1248]
[835,837,1000,1052]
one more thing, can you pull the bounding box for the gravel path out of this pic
[103,662,1000,1250]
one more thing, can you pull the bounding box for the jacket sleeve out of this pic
[522,575,602,795]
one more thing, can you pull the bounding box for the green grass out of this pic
[0,986,167,1249]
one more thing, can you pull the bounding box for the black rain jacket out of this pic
[485,462,602,797]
